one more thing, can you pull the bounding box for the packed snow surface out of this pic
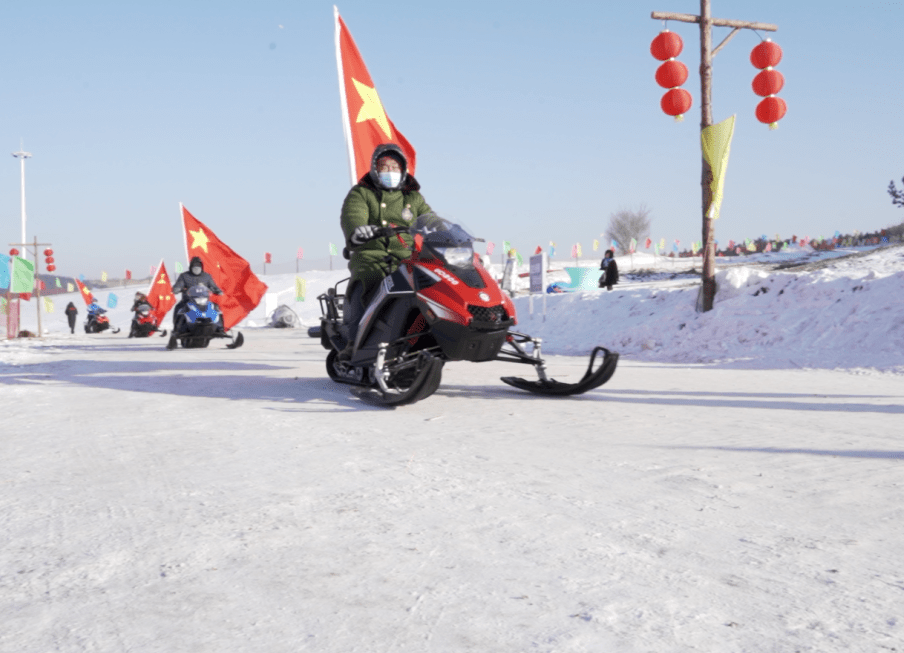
[2,245,902,652]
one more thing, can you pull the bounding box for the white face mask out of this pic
[378,171,402,189]
[191,266,202,275]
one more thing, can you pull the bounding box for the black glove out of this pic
[350,225,379,245]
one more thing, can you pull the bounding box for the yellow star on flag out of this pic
[156,276,168,285]
[352,78,392,139]
[189,227,210,252]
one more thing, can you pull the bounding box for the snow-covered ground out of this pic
[2,245,902,651]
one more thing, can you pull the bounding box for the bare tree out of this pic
[604,205,652,256]
[889,177,904,209]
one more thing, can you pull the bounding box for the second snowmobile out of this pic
[166,285,243,350]
[317,214,618,406]
[129,302,167,338]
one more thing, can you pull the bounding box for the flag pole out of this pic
[334,6,357,186]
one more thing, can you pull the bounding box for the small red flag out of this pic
[335,7,416,185]
[534,246,542,255]
[265,252,272,264]
[180,204,267,331]
[146,259,176,324]
[75,279,95,306]
[125,269,132,280]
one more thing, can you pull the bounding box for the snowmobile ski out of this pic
[501,346,618,396]
[225,332,244,349]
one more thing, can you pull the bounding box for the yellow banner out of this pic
[295,277,306,301]
[701,115,736,220]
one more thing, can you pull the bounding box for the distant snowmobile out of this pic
[85,306,119,334]
[128,302,167,338]
[317,214,618,406]
[166,285,243,350]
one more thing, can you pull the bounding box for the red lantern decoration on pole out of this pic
[650,30,683,60]
[655,60,688,89]
[752,69,784,96]
[661,89,693,120]
[751,39,786,129]
[9,248,19,256]
[651,29,692,122]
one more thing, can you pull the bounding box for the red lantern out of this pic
[752,69,784,97]
[45,256,55,264]
[43,248,53,257]
[750,39,782,69]
[47,264,56,272]
[661,88,692,120]
[756,96,787,129]
[655,60,688,89]
[9,248,19,256]
[650,30,683,61]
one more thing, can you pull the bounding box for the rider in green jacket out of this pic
[338,143,433,357]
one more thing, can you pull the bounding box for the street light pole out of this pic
[12,148,33,245]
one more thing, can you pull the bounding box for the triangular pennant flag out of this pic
[701,115,736,220]
[335,7,416,185]
[0,255,10,289]
[534,245,542,255]
[181,204,268,331]
[515,252,523,266]
[10,256,35,294]
[645,237,652,249]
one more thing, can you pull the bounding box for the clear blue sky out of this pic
[3,0,902,277]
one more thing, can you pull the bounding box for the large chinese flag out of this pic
[180,204,267,331]
[146,259,176,324]
[75,278,95,306]
[335,6,417,185]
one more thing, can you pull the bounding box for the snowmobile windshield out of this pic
[187,285,210,307]
[137,303,152,316]
[410,214,479,269]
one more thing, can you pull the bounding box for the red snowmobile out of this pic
[128,302,167,338]
[317,214,618,406]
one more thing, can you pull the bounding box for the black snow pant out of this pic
[67,314,77,333]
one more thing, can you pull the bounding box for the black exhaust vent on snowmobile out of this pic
[413,267,438,290]
[468,304,508,324]
[453,268,486,289]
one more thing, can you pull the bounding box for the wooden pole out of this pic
[651,3,776,312]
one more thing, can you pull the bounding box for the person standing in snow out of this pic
[501,250,517,297]
[170,256,224,330]
[337,143,433,359]
[599,249,619,291]
[65,302,78,334]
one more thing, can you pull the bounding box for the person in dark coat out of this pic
[65,302,78,334]
[599,249,619,291]
[130,291,150,312]
[170,256,223,328]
